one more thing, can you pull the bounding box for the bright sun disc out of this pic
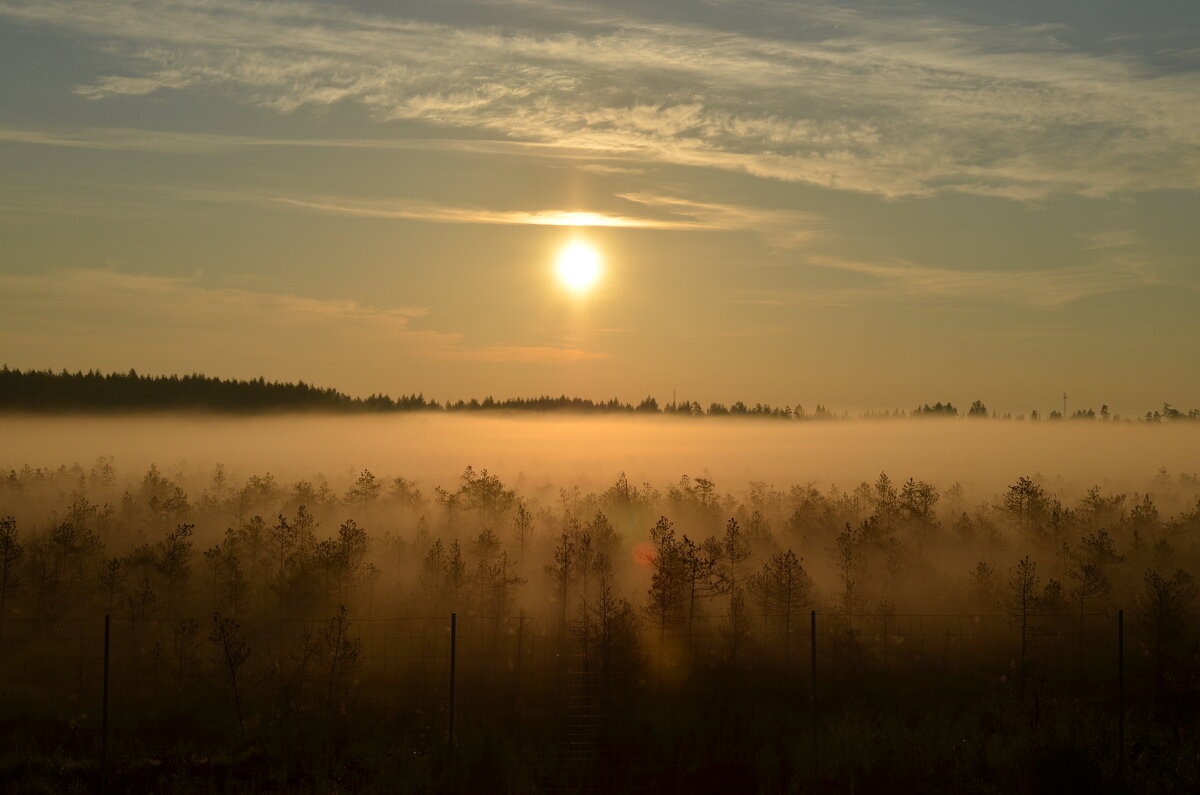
[556,244,601,293]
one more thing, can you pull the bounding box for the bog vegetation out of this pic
[2,457,1200,791]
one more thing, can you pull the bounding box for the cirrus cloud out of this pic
[1,0,1196,199]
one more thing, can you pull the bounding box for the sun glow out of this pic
[555,243,601,293]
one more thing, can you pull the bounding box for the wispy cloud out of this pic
[800,255,1164,308]
[0,268,430,335]
[0,269,607,377]
[172,188,821,242]
[1078,230,1143,250]
[256,195,705,230]
[0,124,611,159]
[2,0,1196,199]
[618,193,822,247]
[0,140,822,241]
[440,345,609,363]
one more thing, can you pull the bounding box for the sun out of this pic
[555,243,601,293]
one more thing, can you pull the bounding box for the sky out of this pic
[0,0,1197,416]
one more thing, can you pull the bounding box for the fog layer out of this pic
[3,414,1196,495]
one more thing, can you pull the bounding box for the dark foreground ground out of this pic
[2,615,1196,793]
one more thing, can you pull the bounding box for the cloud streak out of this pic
[0,270,608,379]
[1,0,1196,199]
[169,188,823,243]
[257,195,706,230]
[796,255,1166,309]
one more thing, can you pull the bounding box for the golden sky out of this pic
[1,0,1197,415]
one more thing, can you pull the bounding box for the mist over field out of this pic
[5,410,1200,644]
[4,416,1200,791]
[5,413,1198,499]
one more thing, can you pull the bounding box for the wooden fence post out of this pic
[1118,609,1125,790]
[101,614,111,779]
[448,612,458,773]
[810,610,818,781]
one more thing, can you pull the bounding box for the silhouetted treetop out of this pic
[2,367,1195,421]
[0,367,434,414]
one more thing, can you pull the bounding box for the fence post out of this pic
[1117,609,1124,790]
[101,614,111,777]
[810,610,818,781]
[810,610,817,702]
[448,612,457,772]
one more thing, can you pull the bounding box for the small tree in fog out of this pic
[345,469,382,506]
[575,529,595,602]
[210,612,251,735]
[871,473,900,525]
[433,486,460,535]
[276,627,319,717]
[1069,560,1110,637]
[416,537,469,612]
[644,517,685,652]
[967,561,999,612]
[291,505,318,550]
[204,527,250,617]
[0,516,23,629]
[834,524,865,624]
[315,520,370,606]
[27,519,103,618]
[1078,486,1126,530]
[388,476,428,515]
[171,618,201,709]
[546,532,577,636]
[512,502,534,566]
[1007,555,1041,699]
[722,517,751,591]
[1125,493,1161,536]
[722,588,751,669]
[458,466,517,526]
[472,527,501,566]
[98,556,127,614]
[748,550,811,658]
[679,534,724,652]
[234,515,268,590]
[267,508,321,613]
[155,523,194,612]
[900,479,940,541]
[1135,568,1196,712]
[126,574,157,626]
[585,512,621,579]
[476,548,525,623]
[1002,477,1050,533]
[577,554,640,682]
[420,539,446,609]
[319,605,362,713]
[1079,527,1121,569]
[270,514,298,583]
[445,541,467,611]
[1040,578,1066,614]
[89,456,117,489]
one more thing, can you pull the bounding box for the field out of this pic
[2,415,1199,793]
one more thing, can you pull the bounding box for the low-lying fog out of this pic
[2,413,1197,498]
[3,411,1199,643]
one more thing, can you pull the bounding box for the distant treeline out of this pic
[1,367,1196,421]
[0,367,443,413]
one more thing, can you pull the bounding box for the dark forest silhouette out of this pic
[3,366,1197,421]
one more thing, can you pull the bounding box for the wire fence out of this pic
[1,608,1197,785]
